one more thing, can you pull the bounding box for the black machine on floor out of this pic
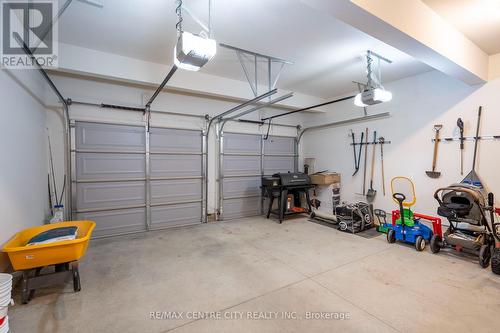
[335,202,374,233]
[262,172,313,223]
[433,184,500,272]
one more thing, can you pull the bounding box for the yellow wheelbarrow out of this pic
[2,221,95,304]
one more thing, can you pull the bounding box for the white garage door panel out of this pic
[76,182,146,210]
[76,153,146,180]
[223,197,262,220]
[263,156,295,175]
[264,136,296,155]
[219,134,296,220]
[223,155,261,176]
[76,208,146,238]
[150,128,201,153]
[151,179,202,205]
[223,133,261,154]
[150,155,202,178]
[223,177,261,198]
[75,122,145,152]
[74,122,204,238]
[150,202,202,229]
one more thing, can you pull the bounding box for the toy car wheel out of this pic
[491,248,500,275]
[479,245,491,268]
[387,229,396,244]
[430,234,441,254]
[415,235,426,252]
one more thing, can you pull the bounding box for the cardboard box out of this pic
[310,172,340,185]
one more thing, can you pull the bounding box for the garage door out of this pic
[219,133,262,220]
[72,122,203,238]
[263,136,297,175]
[149,127,203,230]
[218,133,297,220]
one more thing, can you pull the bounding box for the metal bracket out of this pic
[221,43,293,98]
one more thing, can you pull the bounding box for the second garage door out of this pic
[73,122,204,238]
[219,132,297,220]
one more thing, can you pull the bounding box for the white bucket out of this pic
[0,289,10,299]
[0,304,8,318]
[0,289,11,302]
[0,274,12,287]
[0,284,11,293]
[0,274,12,307]
[0,316,9,333]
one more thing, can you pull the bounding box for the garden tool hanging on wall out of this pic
[362,128,369,195]
[352,130,364,176]
[379,137,386,196]
[366,131,377,202]
[426,124,443,178]
[457,117,464,175]
[463,106,483,187]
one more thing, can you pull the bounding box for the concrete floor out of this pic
[8,216,500,333]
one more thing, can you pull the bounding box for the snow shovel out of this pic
[426,124,443,178]
[367,131,377,202]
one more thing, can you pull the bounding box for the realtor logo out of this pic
[1,0,58,68]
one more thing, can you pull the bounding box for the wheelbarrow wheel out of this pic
[387,229,396,244]
[430,234,441,253]
[492,247,500,275]
[415,236,426,252]
[479,244,491,268]
[73,267,81,292]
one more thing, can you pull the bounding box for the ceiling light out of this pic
[354,88,392,107]
[174,31,217,71]
[354,50,393,108]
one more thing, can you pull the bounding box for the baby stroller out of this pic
[433,184,500,270]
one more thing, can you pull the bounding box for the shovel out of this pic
[366,131,377,202]
[426,124,443,178]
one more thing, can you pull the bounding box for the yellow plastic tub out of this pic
[2,221,95,271]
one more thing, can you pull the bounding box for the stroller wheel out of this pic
[415,236,426,252]
[491,248,500,275]
[387,229,396,244]
[479,245,491,268]
[430,235,441,254]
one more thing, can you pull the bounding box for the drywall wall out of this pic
[490,53,500,81]
[301,70,500,218]
[45,74,303,218]
[0,69,48,271]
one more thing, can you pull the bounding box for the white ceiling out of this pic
[423,0,500,55]
[58,0,431,99]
